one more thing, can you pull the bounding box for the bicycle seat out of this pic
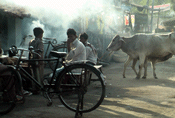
[50,51,67,58]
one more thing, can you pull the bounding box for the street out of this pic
[2,57,175,118]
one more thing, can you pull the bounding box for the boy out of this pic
[29,27,44,94]
[79,32,97,65]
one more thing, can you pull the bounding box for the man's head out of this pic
[79,32,88,44]
[67,28,77,42]
[33,27,44,38]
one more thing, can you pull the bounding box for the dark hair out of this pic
[67,28,76,36]
[33,27,44,37]
[80,32,88,40]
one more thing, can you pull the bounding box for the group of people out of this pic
[30,27,98,81]
[66,28,98,65]
[0,27,98,103]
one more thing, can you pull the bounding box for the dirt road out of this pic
[2,57,175,118]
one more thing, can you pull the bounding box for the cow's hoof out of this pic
[123,76,126,78]
[142,76,146,79]
[154,77,158,79]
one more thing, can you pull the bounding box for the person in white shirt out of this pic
[79,33,107,85]
[66,28,86,62]
[45,28,86,82]
[79,32,97,65]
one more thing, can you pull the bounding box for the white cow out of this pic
[106,33,174,79]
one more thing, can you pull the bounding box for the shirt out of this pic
[66,39,86,62]
[29,38,44,60]
[29,37,44,81]
[85,42,97,65]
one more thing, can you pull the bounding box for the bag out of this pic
[9,45,18,57]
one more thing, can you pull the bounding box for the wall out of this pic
[0,14,8,51]
[7,16,22,49]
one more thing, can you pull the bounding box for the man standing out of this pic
[29,27,44,94]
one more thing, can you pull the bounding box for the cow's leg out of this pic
[151,60,158,79]
[142,58,148,79]
[123,56,132,78]
[137,55,145,79]
[131,58,138,76]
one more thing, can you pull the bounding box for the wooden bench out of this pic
[63,65,103,86]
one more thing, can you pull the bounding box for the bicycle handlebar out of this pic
[17,48,29,52]
[18,48,41,58]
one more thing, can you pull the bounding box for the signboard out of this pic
[149,3,170,13]
[125,15,129,25]
[131,15,135,29]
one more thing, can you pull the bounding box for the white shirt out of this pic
[85,42,97,64]
[66,39,86,62]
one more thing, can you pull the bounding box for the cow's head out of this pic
[106,35,125,51]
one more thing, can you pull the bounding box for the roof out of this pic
[0,4,31,19]
[130,2,166,11]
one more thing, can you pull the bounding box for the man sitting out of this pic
[79,32,97,65]
[66,28,86,63]
[43,28,86,84]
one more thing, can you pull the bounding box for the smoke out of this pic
[2,0,122,42]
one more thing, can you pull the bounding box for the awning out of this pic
[130,2,169,12]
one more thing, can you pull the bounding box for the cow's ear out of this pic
[119,37,126,43]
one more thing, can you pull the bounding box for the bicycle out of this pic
[0,47,106,117]
[43,37,67,70]
[0,65,22,115]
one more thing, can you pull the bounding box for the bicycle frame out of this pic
[15,49,61,91]
[14,49,66,105]
[16,48,82,91]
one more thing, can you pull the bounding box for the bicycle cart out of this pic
[0,47,105,118]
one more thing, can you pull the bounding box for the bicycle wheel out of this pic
[0,68,17,115]
[48,45,67,70]
[55,63,105,113]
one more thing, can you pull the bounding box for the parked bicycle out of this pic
[0,66,21,115]
[0,47,106,117]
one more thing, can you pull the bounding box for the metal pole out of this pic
[156,8,160,33]
[147,0,149,32]
[123,11,125,34]
[150,0,154,33]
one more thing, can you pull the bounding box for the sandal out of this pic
[15,95,25,104]
[23,90,33,96]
